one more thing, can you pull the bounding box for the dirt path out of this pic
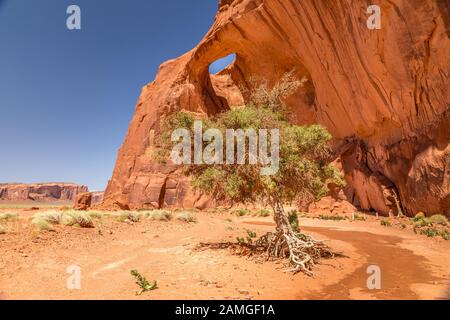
[0,213,449,300]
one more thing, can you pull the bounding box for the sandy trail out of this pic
[0,213,449,300]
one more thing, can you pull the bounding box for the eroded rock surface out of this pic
[103,0,449,216]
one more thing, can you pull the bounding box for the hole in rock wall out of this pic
[207,53,245,110]
[208,53,236,74]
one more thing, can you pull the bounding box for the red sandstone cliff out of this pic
[0,183,88,202]
[103,0,449,216]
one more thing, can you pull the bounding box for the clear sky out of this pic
[0,0,219,191]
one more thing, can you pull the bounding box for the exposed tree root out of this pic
[197,230,334,277]
[197,203,335,276]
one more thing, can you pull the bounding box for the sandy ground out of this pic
[0,210,449,300]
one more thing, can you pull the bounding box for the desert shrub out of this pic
[257,209,271,217]
[0,212,18,221]
[61,211,94,228]
[413,218,431,228]
[429,214,448,226]
[130,270,157,295]
[111,211,141,223]
[247,230,257,239]
[288,210,299,230]
[86,210,103,219]
[31,217,55,231]
[319,214,346,221]
[420,227,439,238]
[34,211,63,225]
[176,212,197,223]
[352,213,366,221]
[70,212,94,228]
[234,209,250,217]
[142,210,172,221]
[380,219,391,227]
[413,212,426,222]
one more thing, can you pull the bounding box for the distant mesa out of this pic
[0,182,89,202]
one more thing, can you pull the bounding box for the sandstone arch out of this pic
[102,0,449,216]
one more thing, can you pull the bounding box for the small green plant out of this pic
[380,219,391,227]
[246,230,257,244]
[247,230,257,238]
[130,270,157,295]
[288,210,299,231]
[236,237,246,245]
[0,212,18,221]
[176,212,197,223]
[420,227,439,238]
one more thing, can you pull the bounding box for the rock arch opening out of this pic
[208,53,236,74]
[206,53,245,111]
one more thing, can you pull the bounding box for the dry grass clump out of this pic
[63,211,95,228]
[176,211,197,223]
[31,217,55,231]
[31,210,94,230]
[140,210,173,221]
[0,212,18,221]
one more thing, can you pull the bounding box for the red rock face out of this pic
[103,0,449,216]
[0,183,88,202]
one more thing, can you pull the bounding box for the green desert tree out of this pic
[156,72,344,275]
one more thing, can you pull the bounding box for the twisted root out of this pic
[197,230,334,276]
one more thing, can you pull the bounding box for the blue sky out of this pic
[0,0,220,190]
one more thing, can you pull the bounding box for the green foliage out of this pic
[380,219,391,227]
[234,208,250,217]
[130,270,157,295]
[156,73,344,210]
[246,230,257,238]
[420,227,439,238]
[413,212,426,222]
[288,210,299,231]
[429,214,448,226]
[257,209,271,217]
[319,214,347,221]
